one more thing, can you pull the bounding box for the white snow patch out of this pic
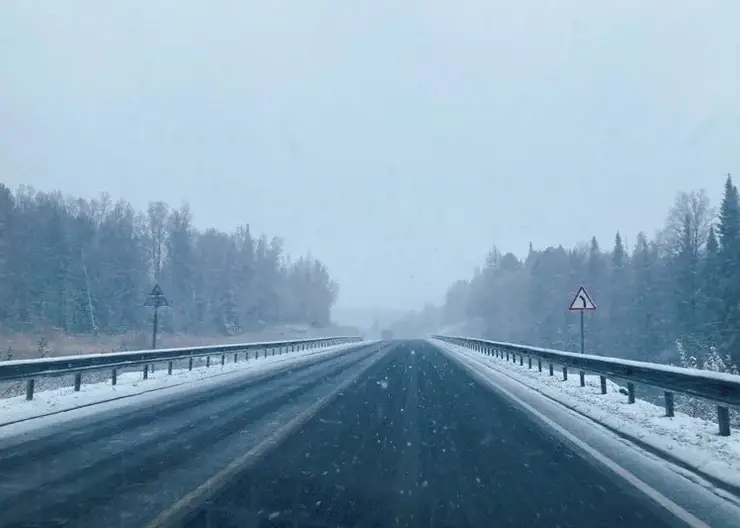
[433,339,740,492]
[0,342,365,428]
[444,337,740,384]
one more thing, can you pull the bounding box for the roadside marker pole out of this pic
[568,285,596,387]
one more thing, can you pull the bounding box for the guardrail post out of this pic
[272,348,275,356]
[538,358,542,372]
[627,383,635,403]
[26,379,34,400]
[221,354,225,365]
[234,353,238,363]
[168,361,173,375]
[718,406,731,436]
[600,376,607,394]
[562,366,568,381]
[506,351,509,361]
[528,356,532,369]
[664,391,674,417]
[579,371,585,387]
[549,362,554,376]
[74,373,82,391]
[189,357,193,371]
[263,348,267,358]
[143,364,149,379]
[206,356,210,367]
[519,355,523,366]
[246,351,250,361]
[112,369,117,385]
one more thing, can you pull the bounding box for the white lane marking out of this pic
[145,344,392,528]
[435,343,711,528]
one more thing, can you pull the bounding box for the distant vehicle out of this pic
[381,329,393,340]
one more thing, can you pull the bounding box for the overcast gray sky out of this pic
[2,1,739,314]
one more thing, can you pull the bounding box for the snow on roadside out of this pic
[432,339,740,491]
[0,342,364,426]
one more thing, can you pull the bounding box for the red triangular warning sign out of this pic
[143,283,170,307]
[568,286,596,311]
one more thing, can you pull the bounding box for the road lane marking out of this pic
[145,343,393,528]
[434,343,711,528]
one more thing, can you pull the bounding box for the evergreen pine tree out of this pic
[717,175,740,366]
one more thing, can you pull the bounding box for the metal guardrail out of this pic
[434,335,740,437]
[1,336,363,401]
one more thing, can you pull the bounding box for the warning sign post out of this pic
[568,286,596,387]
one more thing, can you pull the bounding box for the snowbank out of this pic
[433,339,740,493]
[443,336,740,384]
[0,341,363,427]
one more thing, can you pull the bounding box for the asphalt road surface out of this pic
[0,340,729,527]
[0,342,385,527]
[184,340,694,528]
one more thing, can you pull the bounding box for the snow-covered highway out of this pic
[1,340,740,527]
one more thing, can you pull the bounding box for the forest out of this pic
[396,175,740,373]
[0,183,339,337]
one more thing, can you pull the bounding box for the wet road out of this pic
[0,342,385,527]
[185,340,689,528]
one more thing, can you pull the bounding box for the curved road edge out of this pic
[430,338,740,528]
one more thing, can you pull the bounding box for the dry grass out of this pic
[0,324,362,361]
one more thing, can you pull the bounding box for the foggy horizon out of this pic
[3,1,739,315]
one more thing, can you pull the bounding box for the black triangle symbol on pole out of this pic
[150,284,163,296]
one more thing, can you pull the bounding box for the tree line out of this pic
[0,183,339,336]
[402,175,740,372]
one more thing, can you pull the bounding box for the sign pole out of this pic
[152,306,159,350]
[143,284,169,352]
[568,285,596,388]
